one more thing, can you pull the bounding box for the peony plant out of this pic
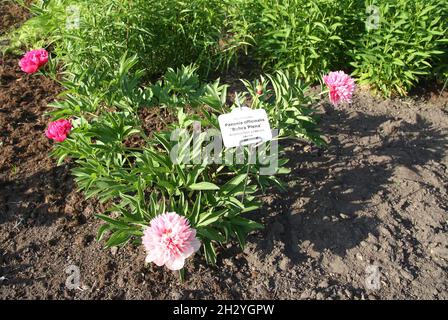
[21,50,354,275]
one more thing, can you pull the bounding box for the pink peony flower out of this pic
[34,48,49,66]
[142,212,201,271]
[19,49,49,74]
[45,119,72,142]
[19,56,39,73]
[323,71,355,105]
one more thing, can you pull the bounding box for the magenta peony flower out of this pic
[323,71,355,105]
[142,212,201,271]
[19,56,40,73]
[19,48,49,74]
[45,119,72,142]
[34,48,49,66]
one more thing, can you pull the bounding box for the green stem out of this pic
[241,144,254,203]
[179,268,185,282]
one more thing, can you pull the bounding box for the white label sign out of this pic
[218,107,272,148]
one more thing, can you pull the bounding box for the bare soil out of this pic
[1,2,447,300]
[0,1,30,37]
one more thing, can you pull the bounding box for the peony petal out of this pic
[191,238,201,252]
[145,254,153,264]
[165,257,185,271]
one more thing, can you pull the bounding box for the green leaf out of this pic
[96,214,129,228]
[96,224,111,242]
[234,225,247,250]
[190,192,202,224]
[197,227,225,242]
[221,174,247,194]
[197,209,227,227]
[189,182,220,191]
[105,230,131,248]
[229,216,263,231]
[203,240,217,265]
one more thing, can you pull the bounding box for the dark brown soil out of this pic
[0,2,27,35]
[139,107,177,135]
[1,3,448,300]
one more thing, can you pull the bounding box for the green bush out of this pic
[350,0,448,96]
[237,0,362,82]
[49,59,324,264]
[5,0,251,78]
[6,0,448,96]
[237,0,447,96]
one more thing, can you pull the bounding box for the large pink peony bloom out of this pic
[45,119,72,142]
[142,212,201,271]
[19,49,49,74]
[323,71,355,105]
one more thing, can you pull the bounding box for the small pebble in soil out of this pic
[400,269,414,281]
[315,292,325,299]
[344,289,353,298]
[110,247,118,256]
[278,257,291,271]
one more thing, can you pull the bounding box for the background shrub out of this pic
[349,0,448,96]
[5,0,447,96]
[6,0,251,79]
[237,0,363,82]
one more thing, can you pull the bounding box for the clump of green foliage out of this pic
[5,0,251,78]
[234,0,361,81]
[235,0,447,96]
[350,0,448,96]
[5,0,448,96]
[49,57,324,263]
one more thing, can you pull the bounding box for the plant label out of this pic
[218,107,272,148]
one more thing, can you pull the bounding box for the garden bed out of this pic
[1,1,448,299]
[1,51,448,299]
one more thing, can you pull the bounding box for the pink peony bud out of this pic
[142,212,201,271]
[323,71,355,106]
[45,119,72,142]
[19,48,49,74]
